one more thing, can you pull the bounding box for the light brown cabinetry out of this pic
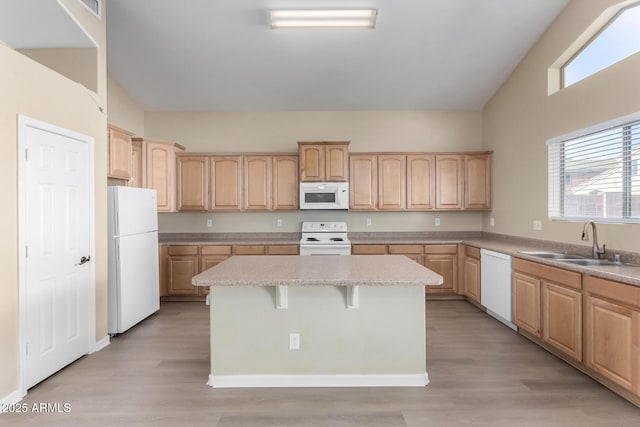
[266,245,299,255]
[177,155,209,211]
[512,271,541,336]
[244,156,272,211]
[463,245,481,303]
[584,275,640,394]
[167,246,199,295]
[424,245,458,295]
[435,154,464,210]
[377,155,406,210]
[129,139,144,188]
[349,154,378,210]
[108,125,133,180]
[512,258,582,361]
[464,154,491,209]
[351,245,387,255]
[210,156,243,211]
[298,142,349,182]
[406,155,435,210]
[137,138,185,212]
[272,156,299,210]
[199,246,232,296]
[234,245,266,255]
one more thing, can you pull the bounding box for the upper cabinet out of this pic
[133,137,185,212]
[107,125,133,180]
[177,155,209,211]
[272,156,299,210]
[129,139,144,188]
[210,156,243,211]
[377,155,406,210]
[244,156,272,211]
[406,155,435,210]
[349,154,377,210]
[299,141,349,182]
[464,153,491,210]
[435,154,464,210]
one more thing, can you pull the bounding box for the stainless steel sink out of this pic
[519,251,584,260]
[559,259,625,267]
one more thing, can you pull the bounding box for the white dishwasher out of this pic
[480,249,517,331]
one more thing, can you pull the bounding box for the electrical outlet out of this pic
[366,218,372,226]
[490,217,495,227]
[206,219,213,228]
[533,220,542,231]
[276,219,283,227]
[289,333,300,350]
[435,217,441,226]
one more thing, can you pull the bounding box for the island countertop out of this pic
[192,255,443,287]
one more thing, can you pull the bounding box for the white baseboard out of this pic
[207,373,429,388]
[0,390,23,413]
[91,336,110,353]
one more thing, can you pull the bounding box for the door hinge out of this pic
[25,246,29,258]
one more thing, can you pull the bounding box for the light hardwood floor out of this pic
[2,301,639,426]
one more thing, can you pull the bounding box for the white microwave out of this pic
[299,182,349,210]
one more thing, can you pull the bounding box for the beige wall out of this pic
[0,1,107,400]
[107,75,145,136]
[16,48,98,92]
[146,110,484,233]
[483,0,640,253]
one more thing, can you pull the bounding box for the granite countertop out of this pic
[192,255,443,287]
[159,232,301,245]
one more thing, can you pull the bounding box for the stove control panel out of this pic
[301,222,348,232]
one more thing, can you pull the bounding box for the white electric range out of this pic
[299,221,351,256]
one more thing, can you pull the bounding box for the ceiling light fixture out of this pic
[269,9,378,29]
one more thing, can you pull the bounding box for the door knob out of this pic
[75,256,91,266]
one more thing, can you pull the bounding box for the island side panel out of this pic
[209,285,425,377]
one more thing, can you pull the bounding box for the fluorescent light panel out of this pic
[270,9,377,29]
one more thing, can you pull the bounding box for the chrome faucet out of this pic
[582,221,606,259]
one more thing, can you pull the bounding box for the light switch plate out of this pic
[489,217,495,227]
[533,220,542,231]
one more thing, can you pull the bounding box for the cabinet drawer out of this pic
[584,275,640,309]
[352,245,387,255]
[465,245,480,259]
[168,245,199,256]
[234,245,266,255]
[424,244,457,254]
[388,245,422,254]
[267,245,299,255]
[200,245,232,255]
[513,258,582,290]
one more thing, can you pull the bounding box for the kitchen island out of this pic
[192,255,442,388]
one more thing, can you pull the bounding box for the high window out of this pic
[562,3,640,88]
[79,0,100,18]
[548,115,640,222]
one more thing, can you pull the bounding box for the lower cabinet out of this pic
[512,258,582,362]
[463,246,481,304]
[584,275,640,395]
[166,245,231,296]
[424,245,458,295]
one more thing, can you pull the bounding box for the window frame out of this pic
[78,0,101,19]
[560,3,640,89]
[547,111,640,224]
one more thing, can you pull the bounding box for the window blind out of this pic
[548,119,640,222]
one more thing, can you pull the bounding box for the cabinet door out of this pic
[351,245,387,255]
[463,256,480,304]
[272,156,299,210]
[108,126,132,180]
[378,155,406,210]
[425,254,457,294]
[300,145,324,182]
[407,155,435,210]
[512,272,541,336]
[158,245,168,297]
[244,156,271,211]
[435,154,463,210]
[211,156,243,211]
[128,140,144,188]
[177,156,209,211]
[585,295,636,392]
[349,155,377,210]
[146,141,176,212]
[465,154,491,209]
[542,281,582,361]
[168,255,199,295]
[325,144,349,182]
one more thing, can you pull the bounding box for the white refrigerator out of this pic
[108,186,160,335]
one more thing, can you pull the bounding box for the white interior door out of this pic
[21,119,92,390]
